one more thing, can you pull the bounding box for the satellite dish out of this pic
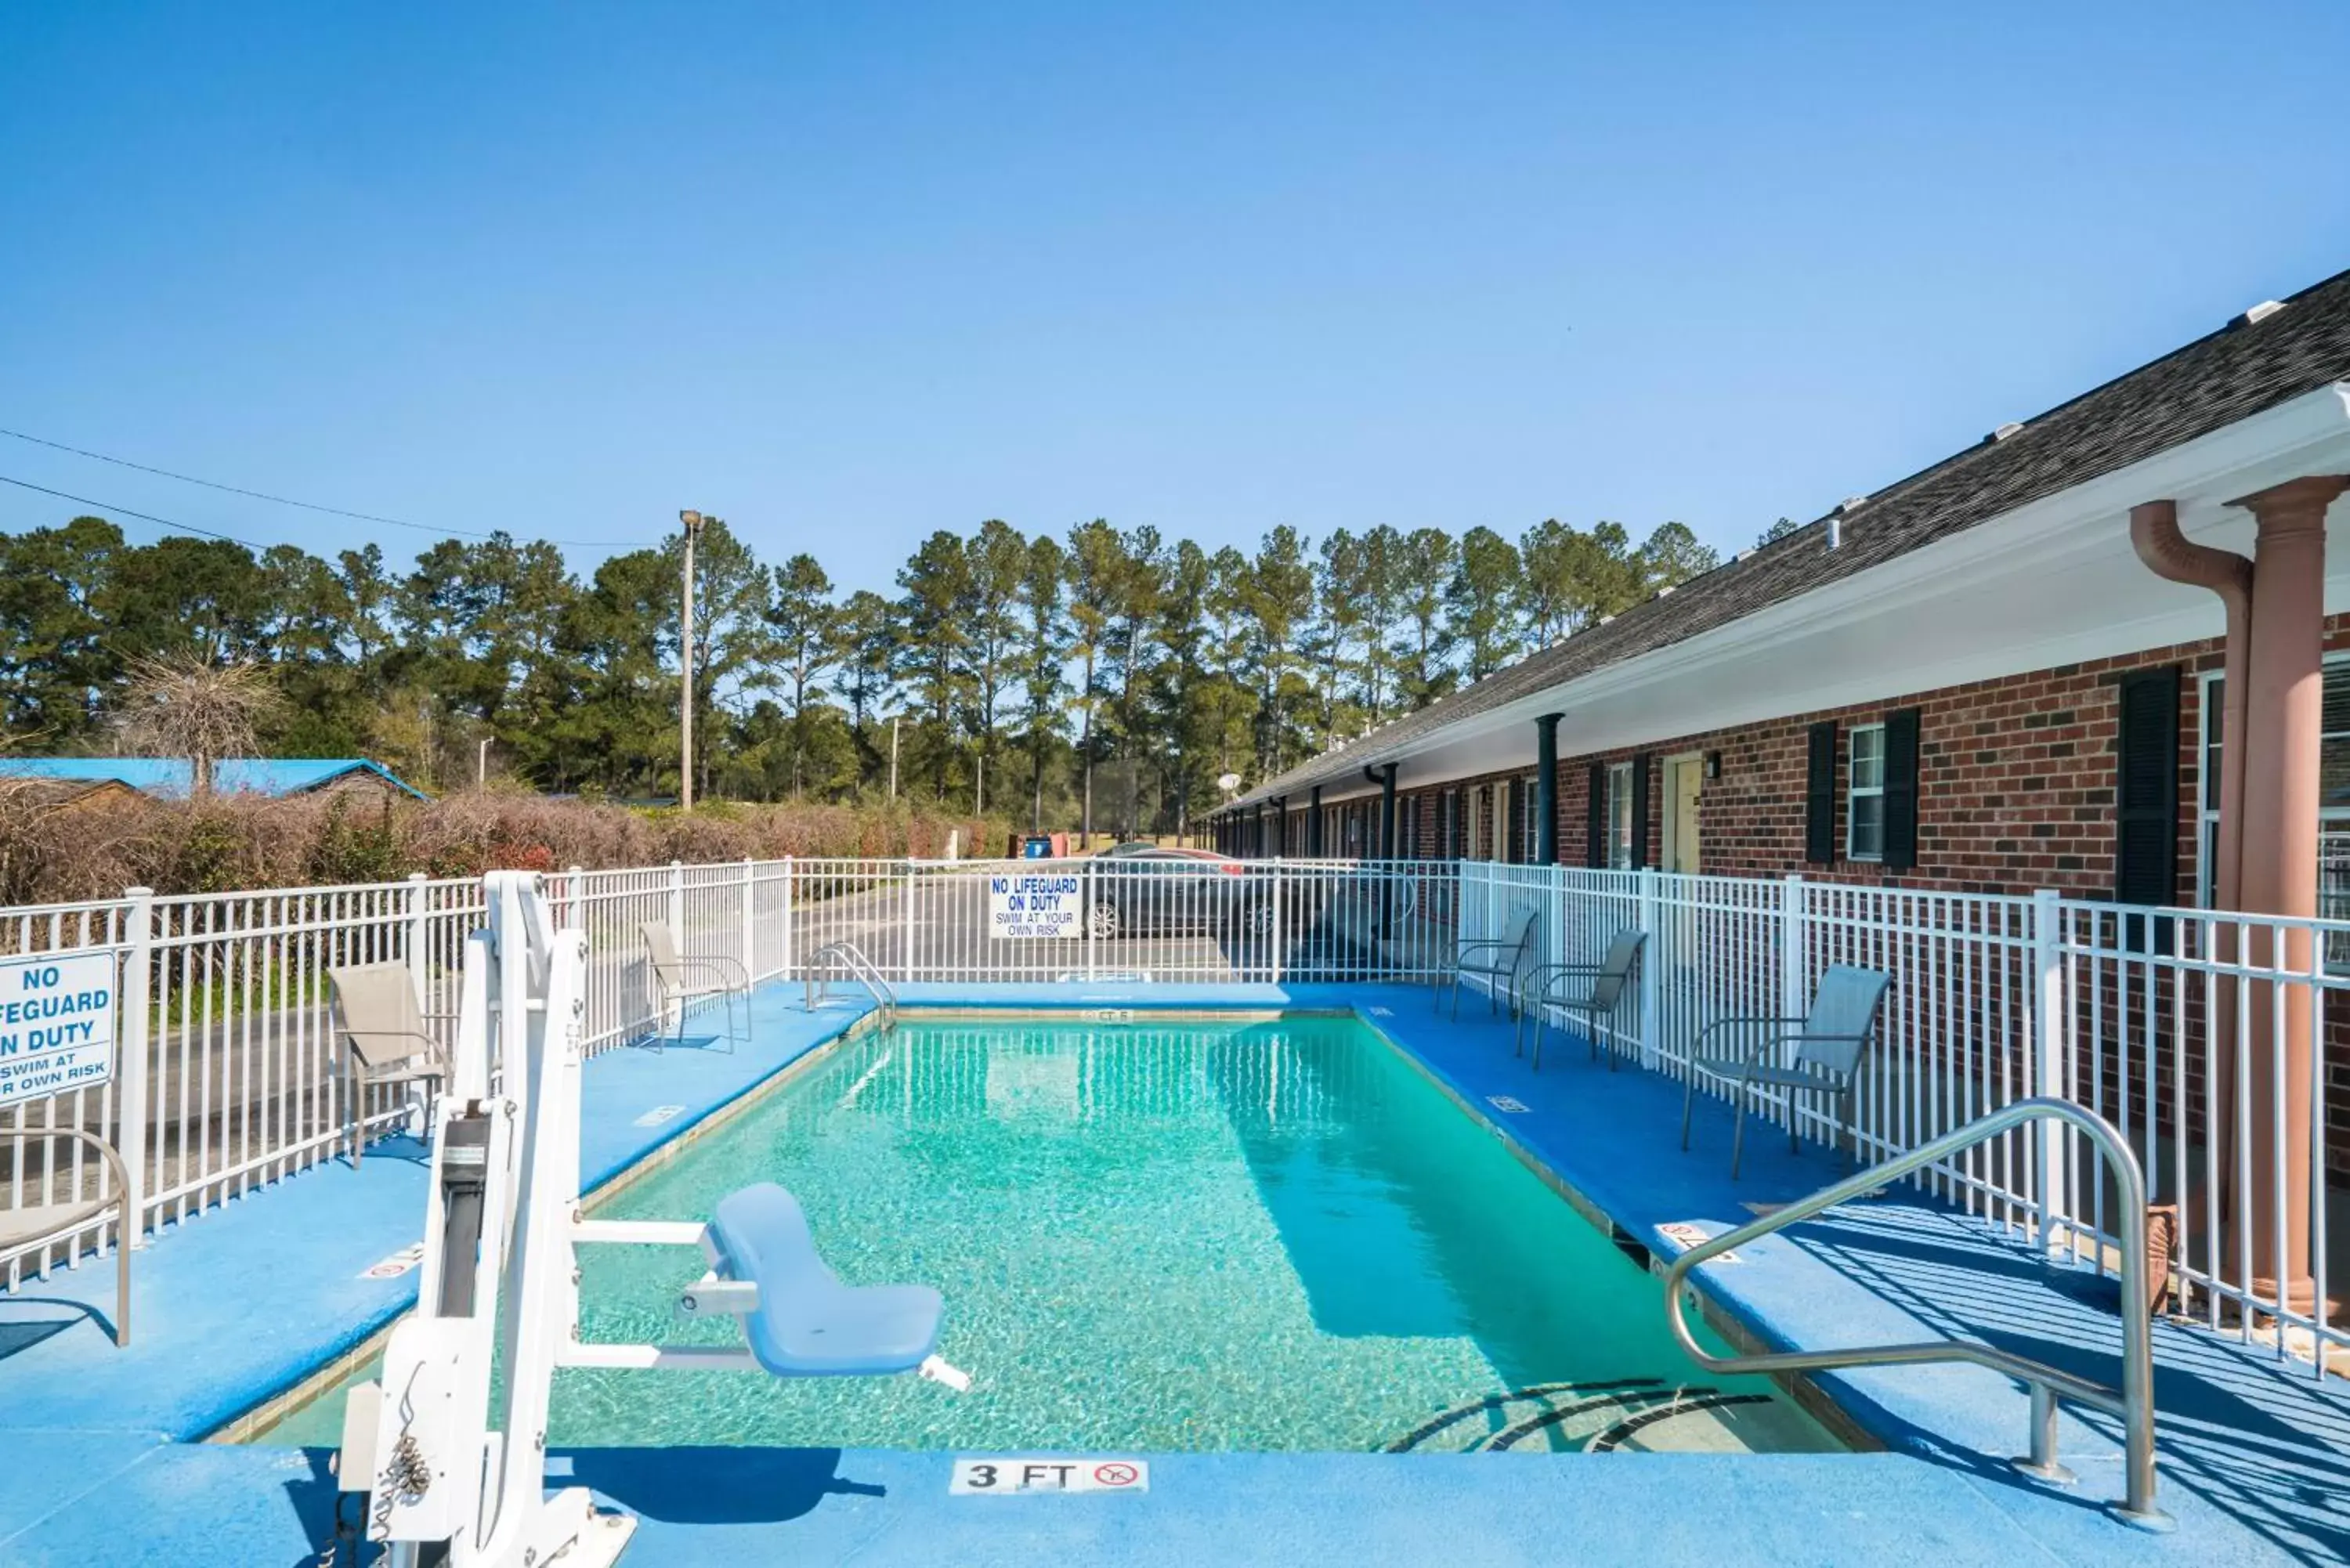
[1217,772,1242,793]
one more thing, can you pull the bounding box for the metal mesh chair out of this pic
[1517,928,1647,1071]
[1679,963,1891,1178]
[1437,904,1540,1020]
[641,922,749,1053]
[0,1128,132,1346]
[327,962,454,1170]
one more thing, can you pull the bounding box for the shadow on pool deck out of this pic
[1362,993,2350,1565]
[3,979,2348,1565]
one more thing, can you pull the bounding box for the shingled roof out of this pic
[1227,264,2350,811]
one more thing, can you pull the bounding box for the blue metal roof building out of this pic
[0,757,428,800]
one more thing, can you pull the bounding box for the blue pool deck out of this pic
[2,981,2347,1566]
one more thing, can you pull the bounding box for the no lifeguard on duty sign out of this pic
[0,951,116,1109]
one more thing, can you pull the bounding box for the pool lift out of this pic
[338,872,968,1567]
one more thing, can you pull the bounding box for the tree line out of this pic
[0,511,1725,836]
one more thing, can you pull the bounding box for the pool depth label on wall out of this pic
[988,873,1083,940]
[0,951,117,1108]
[951,1458,1150,1495]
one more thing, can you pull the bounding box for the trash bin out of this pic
[1021,835,1054,859]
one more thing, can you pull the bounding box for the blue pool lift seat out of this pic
[705,1183,945,1377]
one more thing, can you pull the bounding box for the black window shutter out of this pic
[2114,666,2182,907]
[1629,753,1652,868]
[1585,762,1607,868]
[1805,721,1838,864]
[1882,708,1921,872]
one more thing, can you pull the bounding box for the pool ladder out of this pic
[804,940,898,1031]
[1659,1096,2170,1530]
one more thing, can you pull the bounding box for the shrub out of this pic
[0,786,1009,902]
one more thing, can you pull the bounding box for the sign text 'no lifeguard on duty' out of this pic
[987,872,1083,940]
[0,951,118,1108]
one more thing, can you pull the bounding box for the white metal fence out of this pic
[0,855,1452,1288]
[4,854,2341,1370]
[1456,862,2345,1368]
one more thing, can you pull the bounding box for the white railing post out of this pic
[779,857,795,984]
[667,859,685,950]
[405,872,428,1001]
[1086,859,1098,981]
[1638,865,1661,1070]
[901,858,915,985]
[1271,859,1285,986]
[740,858,756,978]
[1780,873,1806,1025]
[2031,887,2066,1255]
[117,887,154,1248]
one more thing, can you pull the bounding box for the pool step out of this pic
[1386,1381,1835,1456]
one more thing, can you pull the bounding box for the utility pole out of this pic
[677,509,711,811]
[476,737,490,786]
[888,714,900,800]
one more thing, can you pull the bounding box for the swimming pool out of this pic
[256,1013,1837,1455]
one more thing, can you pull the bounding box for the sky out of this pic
[4,1,2348,591]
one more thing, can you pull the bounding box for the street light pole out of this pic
[678,509,710,811]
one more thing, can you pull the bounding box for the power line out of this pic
[0,472,268,550]
[0,425,656,548]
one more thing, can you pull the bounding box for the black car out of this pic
[1083,846,1278,939]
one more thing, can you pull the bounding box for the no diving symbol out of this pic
[1092,1462,1139,1488]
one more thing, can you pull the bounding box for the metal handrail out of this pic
[804,940,898,1029]
[1660,1096,2171,1530]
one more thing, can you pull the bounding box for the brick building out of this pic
[1213,269,2350,924]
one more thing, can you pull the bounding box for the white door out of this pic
[1663,756,1703,874]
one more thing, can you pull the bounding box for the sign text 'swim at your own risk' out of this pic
[0,951,118,1109]
[987,873,1083,941]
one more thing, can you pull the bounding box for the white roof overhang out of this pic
[1239,381,2350,811]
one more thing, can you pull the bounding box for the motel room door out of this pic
[1662,753,1702,873]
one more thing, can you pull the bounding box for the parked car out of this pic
[1083,845,1278,939]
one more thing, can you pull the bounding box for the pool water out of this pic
[258,1015,1838,1455]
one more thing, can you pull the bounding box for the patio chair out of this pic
[0,1129,132,1346]
[327,961,455,1171]
[1437,904,1540,1021]
[641,922,750,1053]
[1517,928,1647,1071]
[1679,963,1891,1179]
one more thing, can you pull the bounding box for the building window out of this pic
[1606,761,1635,869]
[2198,663,2350,915]
[1847,724,1886,862]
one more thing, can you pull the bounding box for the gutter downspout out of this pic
[2128,498,2251,1275]
[2129,500,2251,912]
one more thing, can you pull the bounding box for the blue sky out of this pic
[4,2,2347,587]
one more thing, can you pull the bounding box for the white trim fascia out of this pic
[1448,384,2350,747]
[1224,383,2350,813]
[1318,384,2350,798]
